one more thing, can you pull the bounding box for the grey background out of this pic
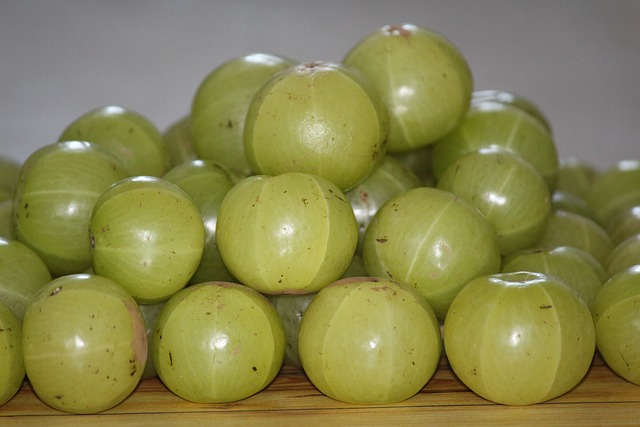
[1,1,638,170]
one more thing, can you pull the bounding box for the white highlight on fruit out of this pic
[209,333,229,351]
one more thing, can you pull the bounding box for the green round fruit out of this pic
[444,271,595,405]
[431,100,558,190]
[536,209,613,266]
[163,160,237,284]
[0,237,52,320]
[437,148,551,255]
[162,115,197,169]
[216,172,358,294]
[22,274,147,414]
[268,292,317,368]
[90,176,205,303]
[298,277,442,404]
[471,89,552,133]
[604,234,640,277]
[551,190,595,220]
[586,159,640,227]
[556,156,598,199]
[244,61,389,191]
[152,282,285,403]
[0,156,20,201]
[12,141,128,276]
[192,53,296,177]
[0,300,24,406]
[501,246,605,310]
[592,266,640,385]
[343,23,473,152]
[0,199,13,238]
[607,205,640,246]
[59,105,168,177]
[390,145,435,186]
[139,300,165,380]
[362,186,501,321]
[346,155,421,255]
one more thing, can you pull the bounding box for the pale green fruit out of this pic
[59,105,168,177]
[605,234,640,277]
[162,115,197,169]
[0,300,24,406]
[244,61,389,191]
[344,23,473,152]
[90,176,206,304]
[472,89,552,133]
[192,53,296,177]
[0,237,52,320]
[216,172,358,294]
[12,141,128,276]
[586,159,640,227]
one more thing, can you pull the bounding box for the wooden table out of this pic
[2,354,640,426]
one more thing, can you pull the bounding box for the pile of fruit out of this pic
[1,22,640,414]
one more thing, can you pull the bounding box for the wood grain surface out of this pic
[2,354,640,426]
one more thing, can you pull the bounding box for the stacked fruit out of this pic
[1,22,639,413]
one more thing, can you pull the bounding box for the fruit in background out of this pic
[139,300,165,380]
[90,176,205,304]
[0,300,24,406]
[471,89,552,133]
[343,23,473,152]
[216,172,358,294]
[22,274,147,414]
[163,160,236,284]
[362,187,501,321]
[58,105,168,177]
[607,205,640,245]
[346,155,422,255]
[444,271,595,405]
[551,190,595,220]
[244,60,389,191]
[390,145,435,186]
[0,199,13,238]
[586,159,640,227]
[192,53,296,177]
[298,277,442,404]
[437,148,551,256]
[162,115,197,169]
[501,246,606,310]
[0,156,20,202]
[592,265,640,385]
[152,282,285,403]
[604,234,640,277]
[431,100,559,190]
[556,156,599,199]
[11,141,128,276]
[535,209,614,266]
[0,237,51,320]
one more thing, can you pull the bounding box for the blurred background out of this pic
[1,0,638,169]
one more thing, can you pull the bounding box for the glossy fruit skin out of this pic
[437,148,551,256]
[22,274,147,414]
[90,176,205,304]
[0,300,24,406]
[59,105,168,177]
[362,187,501,321]
[216,172,358,294]
[551,190,595,220]
[592,266,640,385]
[586,159,640,227]
[12,141,128,276]
[431,100,558,190]
[501,246,605,310]
[471,89,552,133]
[536,209,613,266]
[163,160,237,284]
[343,23,473,152]
[298,277,441,404]
[346,155,422,255]
[152,282,285,403]
[192,53,296,177]
[556,156,598,200]
[444,272,595,405]
[604,234,640,277]
[606,205,640,246]
[244,61,389,191]
[0,237,52,320]
[162,115,197,169]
